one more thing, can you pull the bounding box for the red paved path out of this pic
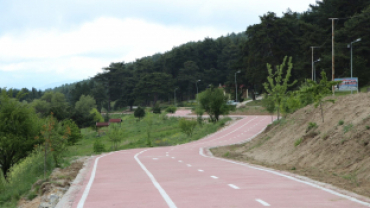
[72,116,370,208]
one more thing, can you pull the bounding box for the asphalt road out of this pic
[72,116,370,208]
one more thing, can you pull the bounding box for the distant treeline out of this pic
[9,0,370,110]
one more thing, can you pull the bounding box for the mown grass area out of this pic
[0,112,230,207]
[66,113,231,157]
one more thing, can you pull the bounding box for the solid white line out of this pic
[228,184,240,189]
[135,149,177,208]
[77,152,113,208]
[256,199,270,206]
[211,176,218,179]
[187,164,192,167]
[198,169,204,172]
[199,148,370,207]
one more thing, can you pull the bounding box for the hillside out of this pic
[212,92,370,198]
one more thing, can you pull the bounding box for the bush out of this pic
[195,107,204,125]
[62,119,82,145]
[90,108,104,122]
[179,118,197,137]
[338,120,344,125]
[93,140,105,153]
[165,106,177,114]
[152,103,161,114]
[134,106,146,120]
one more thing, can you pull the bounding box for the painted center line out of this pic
[256,199,270,206]
[228,184,240,189]
[153,158,158,160]
[187,164,192,167]
[178,160,182,163]
[211,176,218,179]
[198,169,204,172]
[171,157,175,159]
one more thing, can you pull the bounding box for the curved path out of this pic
[72,116,369,208]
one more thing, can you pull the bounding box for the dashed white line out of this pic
[210,176,218,179]
[178,160,182,163]
[153,158,158,160]
[228,184,240,189]
[171,157,175,159]
[198,169,204,172]
[187,164,192,167]
[256,199,270,206]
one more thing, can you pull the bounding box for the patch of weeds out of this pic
[366,126,370,130]
[273,118,287,126]
[338,120,344,125]
[306,122,318,132]
[223,151,230,157]
[343,124,353,134]
[291,167,296,170]
[341,173,359,186]
[294,138,303,147]
[27,191,38,200]
[321,132,329,140]
[249,137,271,150]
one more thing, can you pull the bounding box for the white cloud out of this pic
[0,17,227,88]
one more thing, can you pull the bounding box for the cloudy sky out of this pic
[0,0,318,90]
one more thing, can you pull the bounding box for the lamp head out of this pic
[237,70,241,73]
[197,79,201,82]
[356,38,361,42]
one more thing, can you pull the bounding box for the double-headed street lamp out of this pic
[313,58,321,82]
[196,80,201,100]
[348,38,361,94]
[311,46,321,81]
[235,70,241,102]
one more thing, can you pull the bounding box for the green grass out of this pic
[294,138,303,146]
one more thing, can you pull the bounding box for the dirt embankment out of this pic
[212,92,370,198]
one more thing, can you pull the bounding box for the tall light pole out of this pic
[235,70,241,102]
[311,46,321,81]
[196,79,201,100]
[348,38,361,94]
[313,58,321,82]
[329,18,339,94]
[174,87,178,106]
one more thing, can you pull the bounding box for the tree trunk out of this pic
[320,101,324,122]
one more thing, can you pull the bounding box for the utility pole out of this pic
[235,70,241,102]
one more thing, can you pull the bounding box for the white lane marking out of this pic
[153,158,158,160]
[256,199,270,206]
[178,160,182,163]
[172,157,175,159]
[211,176,218,179]
[77,152,114,208]
[198,169,204,172]
[187,164,192,167]
[199,147,370,207]
[228,184,240,189]
[135,149,177,208]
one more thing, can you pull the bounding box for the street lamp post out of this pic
[196,80,201,100]
[174,88,178,106]
[348,38,361,94]
[311,46,321,81]
[313,58,321,82]
[235,70,241,102]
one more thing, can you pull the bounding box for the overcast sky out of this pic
[0,0,319,90]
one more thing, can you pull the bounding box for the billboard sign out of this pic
[334,77,358,92]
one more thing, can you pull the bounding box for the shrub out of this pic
[165,106,177,114]
[62,119,82,145]
[93,140,105,153]
[195,107,205,125]
[366,126,370,130]
[338,120,344,125]
[306,122,318,132]
[90,108,104,122]
[134,107,146,120]
[152,103,161,114]
[179,118,197,137]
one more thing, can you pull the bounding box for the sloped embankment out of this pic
[211,92,370,197]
